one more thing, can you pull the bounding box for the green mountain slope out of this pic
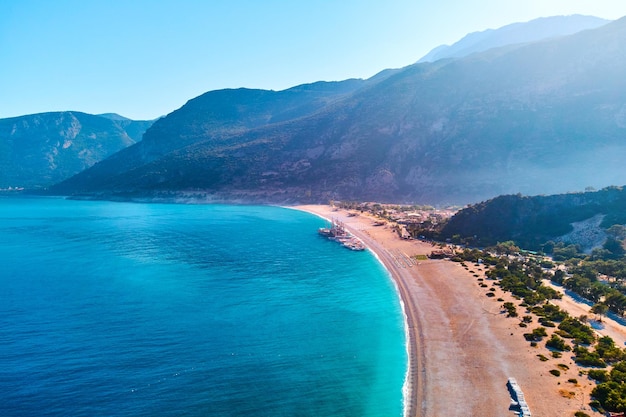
[0,112,154,189]
[439,186,626,250]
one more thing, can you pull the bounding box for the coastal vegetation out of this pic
[452,246,626,414]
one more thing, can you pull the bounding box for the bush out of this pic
[590,381,626,412]
[588,399,601,410]
[587,369,609,382]
[574,346,607,368]
[550,369,561,377]
[546,334,572,352]
[503,302,518,317]
[539,318,556,327]
[558,318,596,345]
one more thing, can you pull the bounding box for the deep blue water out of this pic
[0,197,406,417]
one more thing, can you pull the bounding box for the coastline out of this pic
[293,204,606,417]
[289,205,421,416]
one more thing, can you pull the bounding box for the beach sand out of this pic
[295,204,606,417]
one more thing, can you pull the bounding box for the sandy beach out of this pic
[294,204,613,417]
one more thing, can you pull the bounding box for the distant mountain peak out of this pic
[418,14,610,63]
[49,17,626,205]
[97,113,131,121]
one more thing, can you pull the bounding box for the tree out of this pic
[605,291,626,316]
[591,303,609,322]
[604,238,625,259]
[552,269,566,284]
[607,225,626,241]
[491,241,520,255]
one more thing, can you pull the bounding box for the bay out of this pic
[0,197,406,417]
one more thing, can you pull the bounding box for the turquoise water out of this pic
[0,197,406,417]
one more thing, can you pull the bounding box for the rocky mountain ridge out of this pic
[418,14,609,62]
[49,16,626,205]
[0,112,153,189]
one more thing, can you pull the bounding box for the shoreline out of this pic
[293,204,607,417]
[288,205,420,417]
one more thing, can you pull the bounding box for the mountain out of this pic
[0,112,154,189]
[51,16,626,205]
[439,186,626,251]
[47,79,369,195]
[418,14,609,63]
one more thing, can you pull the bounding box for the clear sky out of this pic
[1,0,625,120]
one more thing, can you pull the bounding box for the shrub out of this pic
[551,351,562,359]
[558,318,595,345]
[546,334,571,352]
[537,354,549,361]
[503,302,518,317]
[609,361,626,383]
[539,317,556,327]
[550,369,561,377]
[568,378,578,384]
[587,369,609,382]
[524,328,547,342]
[595,336,625,364]
[574,346,607,368]
[588,399,601,410]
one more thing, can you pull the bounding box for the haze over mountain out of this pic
[0,112,153,189]
[418,14,610,63]
[50,16,626,205]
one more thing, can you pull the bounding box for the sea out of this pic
[0,197,407,417]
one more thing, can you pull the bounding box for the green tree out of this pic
[591,303,609,322]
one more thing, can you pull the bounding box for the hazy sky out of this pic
[1,0,625,120]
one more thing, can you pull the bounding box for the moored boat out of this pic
[318,219,365,250]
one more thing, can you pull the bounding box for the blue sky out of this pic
[1,0,625,120]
